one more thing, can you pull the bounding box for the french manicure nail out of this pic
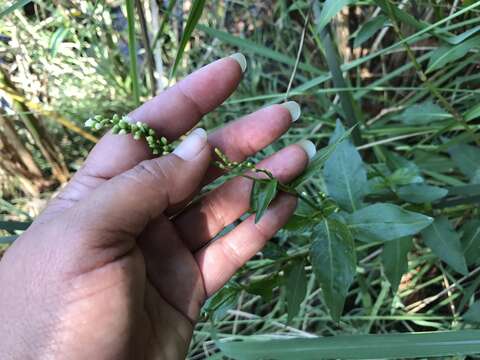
[297,140,316,162]
[173,128,207,161]
[281,101,301,122]
[229,52,247,73]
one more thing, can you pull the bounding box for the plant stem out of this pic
[126,0,141,106]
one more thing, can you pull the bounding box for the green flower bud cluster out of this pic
[85,114,174,155]
[214,147,256,172]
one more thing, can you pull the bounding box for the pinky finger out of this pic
[194,193,297,297]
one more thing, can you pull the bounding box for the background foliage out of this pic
[1,0,480,358]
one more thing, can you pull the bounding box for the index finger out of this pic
[83,54,246,179]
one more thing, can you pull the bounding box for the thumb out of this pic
[67,128,211,242]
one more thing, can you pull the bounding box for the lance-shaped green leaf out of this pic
[250,179,278,223]
[314,0,355,33]
[441,25,480,44]
[427,35,480,73]
[354,15,389,48]
[285,260,307,323]
[310,219,356,321]
[347,203,433,242]
[291,125,355,187]
[397,184,448,204]
[382,237,413,293]
[461,219,480,266]
[203,282,241,321]
[324,120,367,212]
[395,101,451,125]
[464,301,480,324]
[422,216,468,275]
[448,144,480,180]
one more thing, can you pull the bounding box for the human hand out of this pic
[0,54,313,359]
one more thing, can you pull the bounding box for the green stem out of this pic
[126,0,141,106]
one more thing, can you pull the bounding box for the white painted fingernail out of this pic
[281,101,301,122]
[297,140,316,161]
[173,128,207,161]
[229,52,247,73]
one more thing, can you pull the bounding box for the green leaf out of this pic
[427,35,480,73]
[0,220,31,233]
[251,179,278,223]
[396,101,451,125]
[448,144,480,180]
[324,120,367,212]
[0,0,33,19]
[397,184,448,204]
[291,125,355,187]
[414,150,455,173]
[285,260,307,323]
[0,235,17,244]
[203,282,241,321]
[197,25,323,75]
[218,330,480,359]
[347,203,433,242]
[315,0,355,33]
[171,0,206,79]
[441,25,480,44]
[49,27,70,58]
[422,216,468,275]
[283,214,314,232]
[354,15,389,48]
[382,237,413,293]
[464,301,480,324]
[310,219,356,321]
[247,274,281,302]
[466,103,480,122]
[462,220,480,266]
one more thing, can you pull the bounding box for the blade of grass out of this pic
[218,330,480,359]
[135,0,156,96]
[198,25,325,75]
[0,0,33,19]
[126,0,140,106]
[315,18,363,145]
[170,0,206,79]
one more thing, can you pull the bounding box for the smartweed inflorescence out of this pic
[85,114,174,155]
